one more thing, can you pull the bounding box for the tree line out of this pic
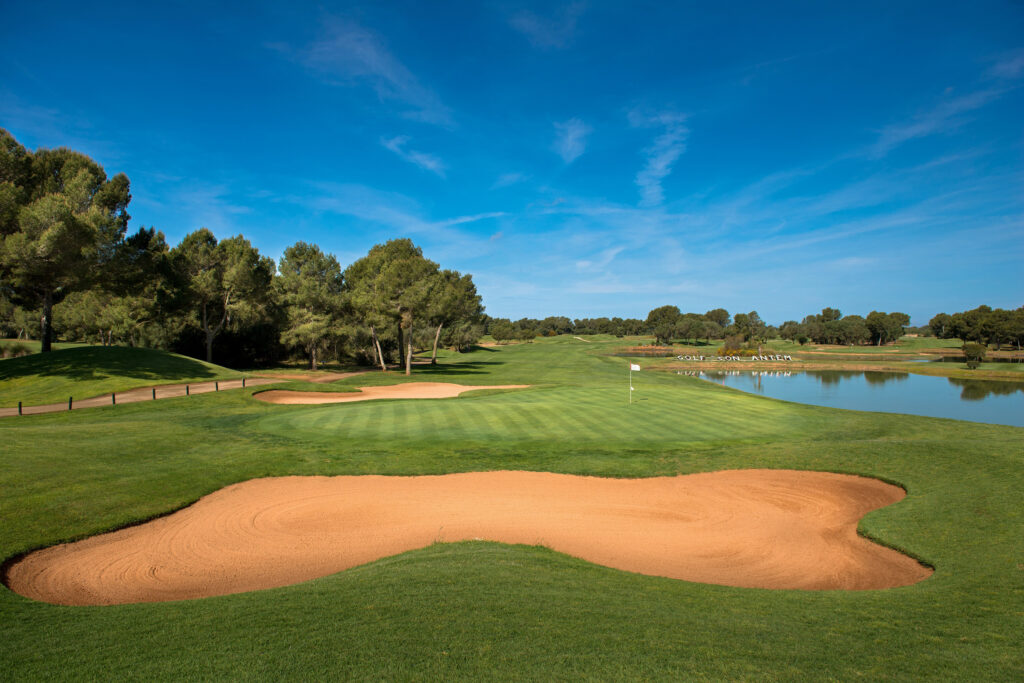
[483,306,933,350]
[777,308,911,346]
[0,130,483,372]
[929,306,1024,350]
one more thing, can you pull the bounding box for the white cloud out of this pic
[491,172,527,189]
[988,49,1024,80]
[630,111,688,207]
[437,212,507,227]
[296,182,505,262]
[509,2,586,49]
[553,118,592,163]
[381,136,447,177]
[869,88,1003,158]
[294,18,453,126]
[575,245,624,271]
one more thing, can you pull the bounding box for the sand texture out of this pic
[4,470,931,605]
[253,382,530,404]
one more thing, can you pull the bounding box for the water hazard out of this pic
[690,370,1024,427]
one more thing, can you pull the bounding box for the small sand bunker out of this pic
[4,470,931,605]
[254,382,530,404]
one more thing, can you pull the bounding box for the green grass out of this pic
[0,345,241,407]
[768,336,965,354]
[1,336,1022,680]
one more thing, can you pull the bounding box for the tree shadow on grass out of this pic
[406,360,505,376]
[0,346,221,383]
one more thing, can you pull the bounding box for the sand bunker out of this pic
[4,470,931,605]
[253,382,530,404]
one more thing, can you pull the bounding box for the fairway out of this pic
[2,338,1022,680]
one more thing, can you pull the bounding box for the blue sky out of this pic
[2,1,1022,325]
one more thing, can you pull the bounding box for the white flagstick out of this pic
[629,363,640,404]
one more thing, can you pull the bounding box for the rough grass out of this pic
[0,345,241,407]
[1,337,1022,680]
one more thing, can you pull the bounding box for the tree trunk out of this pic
[201,302,213,361]
[40,291,54,353]
[370,326,387,372]
[311,345,318,371]
[396,324,404,367]
[431,323,443,364]
[405,325,413,376]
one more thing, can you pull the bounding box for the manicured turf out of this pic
[0,345,241,407]
[1,337,1022,680]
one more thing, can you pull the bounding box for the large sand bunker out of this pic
[254,382,530,404]
[4,470,931,605]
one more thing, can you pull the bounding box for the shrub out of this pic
[720,334,746,353]
[962,342,986,361]
[962,342,986,369]
[1,342,31,359]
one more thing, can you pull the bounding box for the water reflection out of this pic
[946,378,1024,401]
[691,370,1023,427]
[807,371,908,386]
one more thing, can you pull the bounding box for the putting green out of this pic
[255,381,812,445]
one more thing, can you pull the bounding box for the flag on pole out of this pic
[629,363,640,404]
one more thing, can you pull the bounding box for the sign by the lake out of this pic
[676,355,794,362]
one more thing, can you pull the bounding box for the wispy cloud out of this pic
[630,110,688,207]
[437,212,507,227]
[381,136,446,177]
[0,90,123,163]
[297,182,505,262]
[576,245,624,271]
[869,88,1003,158]
[289,18,453,126]
[491,172,528,189]
[988,49,1024,80]
[509,2,586,49]
[553,118,592,163]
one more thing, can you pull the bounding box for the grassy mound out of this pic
[0,337,1021,679]
[0,346,241,407]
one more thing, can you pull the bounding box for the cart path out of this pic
[1,376,282,417]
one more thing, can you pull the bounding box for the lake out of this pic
[691,370,1024,427]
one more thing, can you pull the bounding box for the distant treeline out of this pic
[483,306,895,347]
[0,129,483,371]
[487,304,1022,350]
[929,306,1024,350]
[778,308,910,347]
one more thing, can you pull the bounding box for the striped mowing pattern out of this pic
[256,381,807,445]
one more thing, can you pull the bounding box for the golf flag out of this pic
[629,363,640,404]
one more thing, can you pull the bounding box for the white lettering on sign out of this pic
[675,355,793,362]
